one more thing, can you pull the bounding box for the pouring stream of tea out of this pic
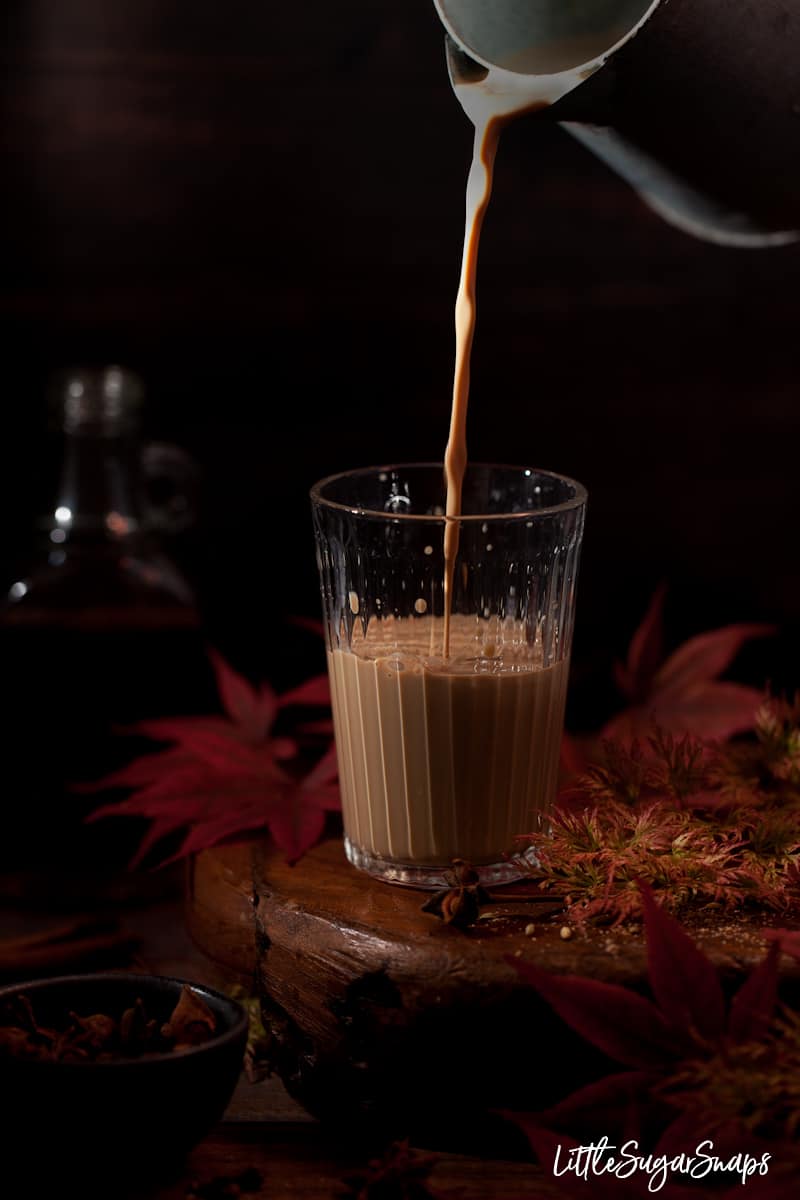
[440,51,581,658]
[442,114,502,658]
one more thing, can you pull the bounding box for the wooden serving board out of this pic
[187,837,800,1149]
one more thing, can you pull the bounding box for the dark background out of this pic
[2,0,799,713]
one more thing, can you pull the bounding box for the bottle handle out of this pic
[141,442,199,534]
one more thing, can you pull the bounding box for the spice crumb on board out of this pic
[560,926,573,941]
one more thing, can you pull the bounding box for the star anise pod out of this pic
[341,1139,440,1200]
[420,860,490,930]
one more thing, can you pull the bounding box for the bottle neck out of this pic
[3,366,196,619]
[51,429,144,544]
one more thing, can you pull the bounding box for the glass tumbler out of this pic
[310,463,586,888]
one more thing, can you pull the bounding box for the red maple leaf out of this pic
[606,587,774,744]
[763,927,800,962]
[83,649,340,866]
[513,1110,781,1200]
[505,883,782,1161]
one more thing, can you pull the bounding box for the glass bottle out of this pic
[1,367,206,895]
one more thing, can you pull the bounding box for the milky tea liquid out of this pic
[329,616,567,867]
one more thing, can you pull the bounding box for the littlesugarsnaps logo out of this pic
[552,1138,771,1193]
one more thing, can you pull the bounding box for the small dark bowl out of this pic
[0,973,248,1179]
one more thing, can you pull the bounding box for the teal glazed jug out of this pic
[433,0,800,246]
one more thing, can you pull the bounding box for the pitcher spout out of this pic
[434,0,800,247]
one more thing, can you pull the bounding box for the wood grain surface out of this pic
[187,838,800,1149]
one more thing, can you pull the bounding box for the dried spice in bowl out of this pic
[0,973,248,1182]
[0,983,217,1063]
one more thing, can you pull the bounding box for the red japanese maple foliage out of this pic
[81,650,340,866]
[562,587,774,777]
[607,586,774,743]
[765,928,800,959]
[505,884,790,1171]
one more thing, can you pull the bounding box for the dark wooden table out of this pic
[0,862,558,1198]
[6,839,800,1197]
